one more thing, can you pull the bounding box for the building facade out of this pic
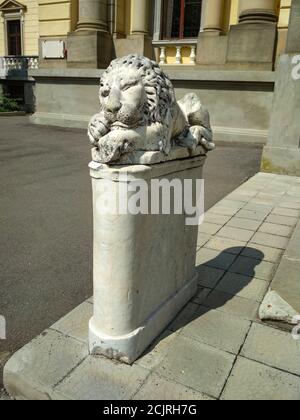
[0,0,299,175]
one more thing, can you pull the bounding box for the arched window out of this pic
[162,0,202,39]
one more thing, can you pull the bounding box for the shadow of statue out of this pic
[139,246,265,361]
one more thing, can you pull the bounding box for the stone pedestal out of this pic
[89,156,206,364]
[262,54,300,176]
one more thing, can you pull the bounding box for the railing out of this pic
[153,40,197,66]
[0,56,39,76]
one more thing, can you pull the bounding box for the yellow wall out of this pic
[0,0,39,56]
[38,0,77,38]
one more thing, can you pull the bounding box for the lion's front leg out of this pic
[88,113,110,146]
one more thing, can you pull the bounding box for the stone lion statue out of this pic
[88,54,214,164]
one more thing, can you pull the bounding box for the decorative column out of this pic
[115,0,154,59]
[131,0,149,35]
[201,0,225,34]
[76,0,108,31]
[197,0,227,65]
[238,0,278,24]
[67,0,114,68]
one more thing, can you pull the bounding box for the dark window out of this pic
[162,0,202,39]
[7,20,22,56]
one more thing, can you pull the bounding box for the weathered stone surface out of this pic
[259,291,298,325]
[180,306,251,355]
[258,222,294,238]
[227,217,262,232]
[205,237,246,255]
[222,357,300,400]
[134,373,213,400]
[88,55,214,164]
[55,356,150,400]
[89,157,206,363]
[251,232,289,250]
[156,336,235,399]
[4,330,88,400]
[241,323,300,376]
[198,222,222,235]
[237,209,269,221]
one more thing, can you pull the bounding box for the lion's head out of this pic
[99,54,176,129]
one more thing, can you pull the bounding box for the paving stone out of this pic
[242,244,283,264]
[221,357,300,401]
[205,236,246,255]
[136,330,178,371]
[180,306,251,354]
[266,214,298,227]
[229,256,276,282]
[216,272,269,302]
[133,373,213,400]
[196,248,237,270]
[169,303,203,332]
[278,201,300,210]
[51,302,93,343]
[227,217,262,232]
[243,202,274,213]
[196,265,225,289]
[218,199,245,209]
[226,191,257,202]
[272,207,300,218]
[4,329,88,400]
[251,232,289,250]
[216,226,254,242]
[236,209,269,221]
[55,355,150,400]
[258,222,294,238]
[203,290,259,321]
[198,223,222,235]
[209,206,240,217]
[204,213,232,226]
[241,323,300,376]
[192,287,211,305]
[156,336,235,399]
[197,233,212,248]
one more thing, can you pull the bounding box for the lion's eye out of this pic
[123,82,137,91]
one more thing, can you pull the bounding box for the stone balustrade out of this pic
[154,41,197,66]
[0,56,39,74]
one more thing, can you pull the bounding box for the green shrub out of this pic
[0,93,21,112]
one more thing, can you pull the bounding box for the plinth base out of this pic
[89,273,198,364]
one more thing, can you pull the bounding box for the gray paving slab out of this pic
[228,256,277,282]
[216,226,255,242]
[236,209,269,221]
[272,207,300,218]
[221,357,300,401]
[55,356,150,400]
[266,214,298,227]
[205,237,246,255]
[258,222,294,238]
[155,336,235,399]
[198,223,223,235]
[196,265,225,289]
[241,323,300,376]
[51,301,93,343]
[227,217,263,231]
[202,290,260,321]
[251,232,290,250]
[179,305,251,354]
[196,248,237,270]
[133,373,214,400]
[216,272,269,302]
[4,329,88,400]
[241,244,283,263]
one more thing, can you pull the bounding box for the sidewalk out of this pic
[4,172,300,400]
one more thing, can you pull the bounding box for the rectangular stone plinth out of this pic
[89,156,206,364]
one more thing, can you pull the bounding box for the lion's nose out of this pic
[107,98,121,113]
